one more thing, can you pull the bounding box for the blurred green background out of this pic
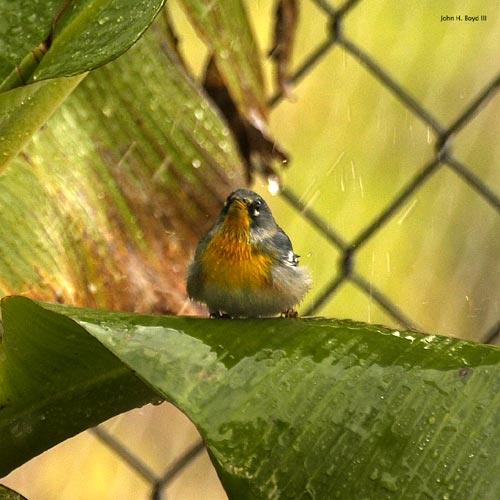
[4,0,500,498]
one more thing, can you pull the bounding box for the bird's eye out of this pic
[250,199,261,217]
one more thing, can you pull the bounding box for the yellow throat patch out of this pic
[200,201,273,289]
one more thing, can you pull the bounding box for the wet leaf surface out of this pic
[0,75,84,170]
[2,296,499,499]
[0,297,156,476]
[0,0,166,88]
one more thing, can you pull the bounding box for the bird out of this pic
[186,189,311,317]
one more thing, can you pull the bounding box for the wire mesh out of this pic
[281,0,500,344]
[10,1,499,498]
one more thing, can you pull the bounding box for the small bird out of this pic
[187,189,311,317]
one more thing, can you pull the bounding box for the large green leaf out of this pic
[32,0,165,82]
[0,1,64,85]
[0,75,84,170]
[0,297,156,475]
[0,0,166,171]
[71,18,246,226]
[0,0,165,89]
[1,296,499,499]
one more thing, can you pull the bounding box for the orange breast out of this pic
[200,231,273,290]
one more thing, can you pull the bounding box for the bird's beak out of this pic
[227,198,246,215]
[224,199,250,231]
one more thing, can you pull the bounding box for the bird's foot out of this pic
[281,308,298,318]
[209,311,232,319]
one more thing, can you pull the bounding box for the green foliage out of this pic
[0,76,83,169]
[0,297,156,476]
[1,297,500,498]
[0,0,165,86]
[0,0,166,170]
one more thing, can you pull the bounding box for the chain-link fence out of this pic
[277,0,500,342]
[6,0,500,498]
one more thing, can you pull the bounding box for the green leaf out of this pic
[0,1,170,171]
[0,1,64,84]
[0,0,165,89]
[0,75,84,170]
[32,0,166,82]
[70,19,245,213]
[2,296,500,499]
[0,297,156,476]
